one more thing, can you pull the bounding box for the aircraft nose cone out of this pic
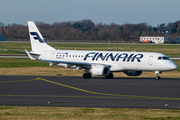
[169,62,177,70]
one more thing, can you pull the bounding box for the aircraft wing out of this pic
[40,59,91,66]
[40,59,110,69]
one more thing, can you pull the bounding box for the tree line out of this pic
[0,19,180,42]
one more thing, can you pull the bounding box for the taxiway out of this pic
[0,76,180,109]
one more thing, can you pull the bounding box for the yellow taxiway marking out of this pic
[38,78,180,101]
[1,77,180,100]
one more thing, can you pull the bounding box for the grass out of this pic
[1,42,180,56]
[0,58,49,68]
[0,58,179,78]
[0,42,31,54]
[0,106,180,120]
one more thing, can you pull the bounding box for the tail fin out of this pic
[28,21,55,52]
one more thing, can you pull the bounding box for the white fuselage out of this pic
[37,50,177,72]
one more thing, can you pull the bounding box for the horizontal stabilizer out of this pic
[4,49,40,56]
[4,49,27,54]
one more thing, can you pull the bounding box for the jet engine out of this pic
[90,65,110,76]
[123,71,143,76]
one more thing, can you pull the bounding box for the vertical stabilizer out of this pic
[28,21,55,52]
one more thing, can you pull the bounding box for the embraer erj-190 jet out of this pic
[8,21,177,79]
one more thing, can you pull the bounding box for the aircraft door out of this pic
[148,56,153,66]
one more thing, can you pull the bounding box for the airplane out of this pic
[7,21,178,80]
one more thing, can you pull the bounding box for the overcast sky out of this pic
[0,0,180,26]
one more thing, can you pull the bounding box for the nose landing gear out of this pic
[155,71,162,80]
[156,76,160,80]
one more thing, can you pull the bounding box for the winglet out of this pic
[25,49,36,60]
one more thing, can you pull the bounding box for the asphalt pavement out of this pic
[0,76,180,109]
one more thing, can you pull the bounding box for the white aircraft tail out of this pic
[28,21,55,52]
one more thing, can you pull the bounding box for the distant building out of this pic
[0,35,6,41]
[174,37,180,43]
[140,36,170,44]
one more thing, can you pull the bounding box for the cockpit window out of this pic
[158,57,162,60]
[163,57,169,60]
[158,56,169,60]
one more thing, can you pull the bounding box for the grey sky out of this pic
[0,0,180,26]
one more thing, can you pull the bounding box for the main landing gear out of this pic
[155,71,161,80]
[83,72,114,79]
[105,73,113,79]
[83,73,91,79]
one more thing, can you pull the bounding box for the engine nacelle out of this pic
[90,65,110,76]
[124,71,143,76]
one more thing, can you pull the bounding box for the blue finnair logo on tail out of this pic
[30,32,45,43]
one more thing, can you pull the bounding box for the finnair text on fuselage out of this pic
[84,52,143,62]
[56,52,144,62]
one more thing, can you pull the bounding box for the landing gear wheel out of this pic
[87,73,91,78]
[155,71,161,80]
[156,76,160,80]
[105,73,113,79]
[83,73,91,79]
